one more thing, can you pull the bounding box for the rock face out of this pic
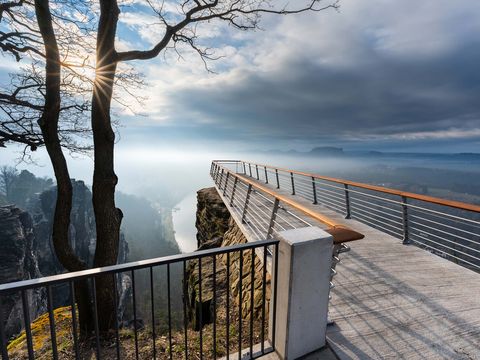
[187,188,270,329]
[0,206,46,338]
[0,180,130,338]
[195,187,231,249]
[32,180,99,277]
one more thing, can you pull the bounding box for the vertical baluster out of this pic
[149,268,157,359]
[241,184,253,223]
[344,184,351,219]
[212,256,217,360]
[131,271,139,360]
[238,250,243,360]
[223,173,230,196]
[183,261,188,360]
[219,169,225,189]
[21,290,34,360]
[47,285,58,360]
[249,163,252,177]
[312,177,318,204]
[69,282,79,360]
[255,165,259,180]
[249,248,255,356]
[226,252,231,359]
[290,172,295,195]
[243,162,247,175]
[199,258,203,360]
[261,246,267,354]
[113,274,121,359]
[272,243,279,350]
[264,167,269,184]
[215,166,221,183]
[0,297,9,360]
[402,196,410,244]
[267,198,280,239]
[230,177,238,206]
[167,264,172,360]
[91,278,101,360]
[275,169,280,189]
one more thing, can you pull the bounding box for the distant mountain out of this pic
[308,147,344,156]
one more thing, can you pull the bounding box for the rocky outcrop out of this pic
[0,180,131,338]
[195,187,231,249]
[32,180,101,276]
[0,206,46,338]
[187,188,270,329]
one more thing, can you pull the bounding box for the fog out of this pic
[2,145,480,253]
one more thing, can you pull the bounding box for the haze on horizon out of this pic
[1,0,480,200]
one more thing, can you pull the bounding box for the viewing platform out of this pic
[1,160,479,360]
[211,160,480,359]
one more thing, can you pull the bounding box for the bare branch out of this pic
[116,0,338,62]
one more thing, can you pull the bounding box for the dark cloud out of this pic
[166,39,480,148]
[119,0,480,152]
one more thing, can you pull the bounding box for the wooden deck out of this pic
[239,176,480,360]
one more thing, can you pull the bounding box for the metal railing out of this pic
[210,161,364,245]
[0,240,279,360]
[226,160,480,272]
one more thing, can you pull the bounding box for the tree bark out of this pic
[91,0,123,331]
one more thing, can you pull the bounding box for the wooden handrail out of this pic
[216,164,364,244]
[236,160,480,213]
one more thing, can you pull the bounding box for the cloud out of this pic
[119,0,480,151]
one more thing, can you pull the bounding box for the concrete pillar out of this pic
[269,227,333,359]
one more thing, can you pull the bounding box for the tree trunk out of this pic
[91,0,123,331]
[34,0,93,333]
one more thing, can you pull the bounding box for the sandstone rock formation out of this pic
[0,206,46,338]
[187,187,270,330]
[0,180,130,339]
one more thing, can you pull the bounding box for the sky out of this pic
[2,0,480,169]
[110,0,480,153]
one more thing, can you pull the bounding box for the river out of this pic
[172,191,198,253]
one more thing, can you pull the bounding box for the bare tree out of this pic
[0,165,18,199]
[1,0,143,332]
[1,0,338,333]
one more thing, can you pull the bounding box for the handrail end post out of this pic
[269,227,333,359]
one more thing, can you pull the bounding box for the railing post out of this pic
[242,184,253,223]
[312,177,317,204]
[275,169,280,189]
[269,227,333,359]
[223,172,230,196]
[290,172,295,195]
[214,165,220,183]
[230,177,238,206]
[267,198,280,239]
[219,168,224,188]
[265,166,269,184]
[243,162,246,174]
[255,164,259,180]
[345,184,351,219]
[249,163,252,177]
[210,162,214,176]
[402,196,409,244]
